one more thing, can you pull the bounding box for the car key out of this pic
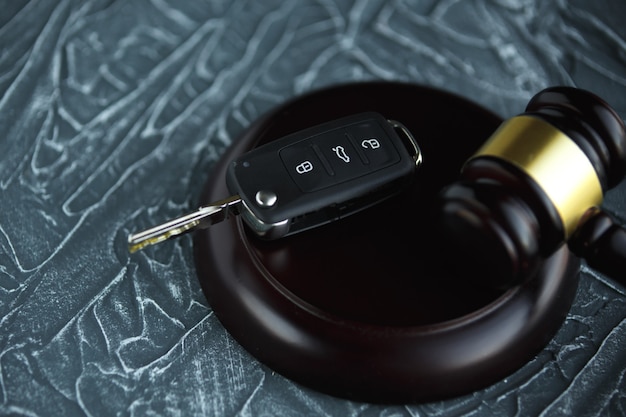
[128,112,422,253]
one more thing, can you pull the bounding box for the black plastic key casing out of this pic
[226,112,419,239]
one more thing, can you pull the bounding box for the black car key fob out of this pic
[128,112,422,252]
[226,112,422,239]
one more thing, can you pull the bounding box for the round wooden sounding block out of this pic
[193,82,579,403]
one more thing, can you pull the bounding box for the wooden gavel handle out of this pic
[570,207,626,285]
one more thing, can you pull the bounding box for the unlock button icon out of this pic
[361,138,381,149]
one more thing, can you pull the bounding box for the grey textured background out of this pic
[1,1,625,416]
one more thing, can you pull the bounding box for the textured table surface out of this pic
[1,1,625,416]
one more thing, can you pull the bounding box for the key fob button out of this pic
[315,132,365,179]
[280,144,332,192]
[348,121,401,168]
[255,190,278,207]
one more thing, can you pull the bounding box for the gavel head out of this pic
[434,86,626,288]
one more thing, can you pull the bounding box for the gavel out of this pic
[433,86,626,288]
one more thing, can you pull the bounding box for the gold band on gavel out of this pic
[470,115,603,238]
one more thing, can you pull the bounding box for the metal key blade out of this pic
[128,195,242,253]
